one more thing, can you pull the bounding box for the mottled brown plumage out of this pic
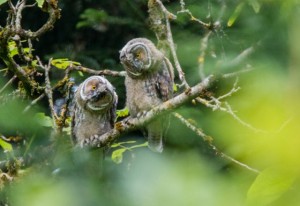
[71,76,118,146]
[120,38,174,152]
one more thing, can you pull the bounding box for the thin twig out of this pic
[71,65,126,77]
[222,46,256,70]
[223,102,266,133]
[222,65,253,78]
[177,0,211,28]
[210,77,240,102]
[155,0,189,88]
[173,112,260,174]
[198,31,212,80]
[22,93,45,113]
[0,75,17,94]
[37,57,59,134]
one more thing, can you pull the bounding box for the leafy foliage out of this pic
[0,0,300,205]
[51,58,81,70]
[111,141,148,164]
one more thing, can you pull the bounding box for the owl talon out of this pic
[137,111,147,119]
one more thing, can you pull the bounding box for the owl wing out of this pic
[70,99,78,144]
[70,85,82,145]
[155,58,174,101]
[109,92,118,127]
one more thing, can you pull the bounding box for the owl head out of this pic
[78,76,117,112]
[119,38,164,78]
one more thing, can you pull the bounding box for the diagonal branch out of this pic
[173,112,260,174]
[81,75,215,147]
[70,65,126,77]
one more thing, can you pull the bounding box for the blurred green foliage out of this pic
[0,0,300,205]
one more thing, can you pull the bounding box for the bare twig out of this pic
[210,77,240,102]
[173,112,260,174]
[37,57,59,133]
[81,75,214,148]
[198,31,212,80]
[0,75,17,94]
[222,65,253,78]
[223,102,266,133]
[222,45,256,70]
[22,93,45,113]
[70,65,126,77]
[152,0,189,88]
[177,0,211,28]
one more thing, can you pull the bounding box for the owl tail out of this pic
[146,120,164,153]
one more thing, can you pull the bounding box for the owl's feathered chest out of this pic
[73,106,113,142]
[125,74,162,117]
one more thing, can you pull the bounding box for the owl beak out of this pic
[91,91,106,102]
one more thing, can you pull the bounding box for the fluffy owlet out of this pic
[71,76,118,146]
[119,38,174,152]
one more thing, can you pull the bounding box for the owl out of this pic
[71,75,118,146]
[119,38,174,152]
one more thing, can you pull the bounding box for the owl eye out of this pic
[136,52,142,59]
[91,85,96,90]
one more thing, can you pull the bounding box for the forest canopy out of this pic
[0,0,300,205]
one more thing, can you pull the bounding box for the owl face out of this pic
[120,38,154,78]
[80,76,115,111]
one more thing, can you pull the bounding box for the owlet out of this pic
[71,75,118,146]
[119,38,174,152]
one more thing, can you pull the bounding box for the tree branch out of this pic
[70,65,126,77]
[173,112,260,174]
[81,75,214,147]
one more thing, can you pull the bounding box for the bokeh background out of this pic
[1,0,300,205]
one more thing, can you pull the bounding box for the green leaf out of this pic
[227,2,245,27]
[51,58,81,70]
[247,168,295,206]
[36,0,44,8]
[248,0,261,13]
[111,148,126,164]
[0,0,7,6]
[34,113,53,127]
[116,108,129,119]
[173,84,178,92]
[0,138,13,152]
[31,60,38,67]
[8,41,18,58]
[78,71,84,77]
